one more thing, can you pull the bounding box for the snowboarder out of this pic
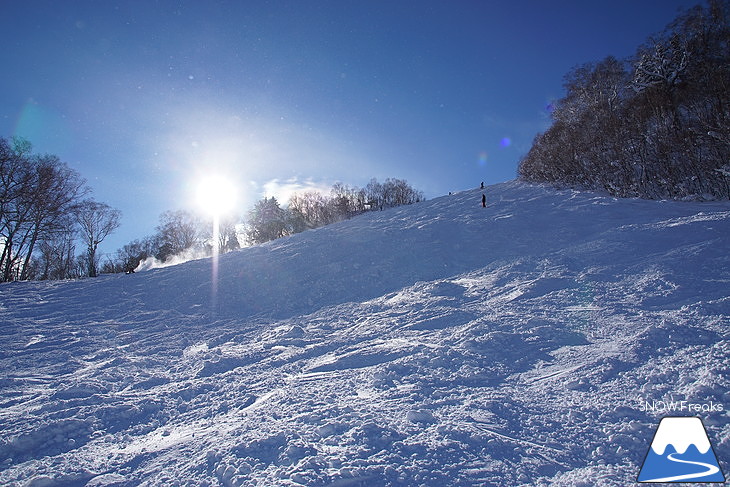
[481,194,486,208]
[480,182,484,189]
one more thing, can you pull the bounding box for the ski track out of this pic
[0,181,728,486]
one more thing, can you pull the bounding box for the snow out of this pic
[0,180,728,486]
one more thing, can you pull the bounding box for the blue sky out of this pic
[1,0,694,254]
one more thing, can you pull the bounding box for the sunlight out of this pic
[194,174,239,316]
[196,175,237,218]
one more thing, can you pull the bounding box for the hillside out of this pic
[517,1,730,201]
[1,181,728,486]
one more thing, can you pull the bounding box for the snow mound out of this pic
[1,181,728,486]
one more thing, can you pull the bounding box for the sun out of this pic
[196,175,237,217]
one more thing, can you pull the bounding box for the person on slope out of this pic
[482,193,486,208]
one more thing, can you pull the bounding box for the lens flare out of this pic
[500,137,512,148]
[478,151,488,166]
[14,99,72,153]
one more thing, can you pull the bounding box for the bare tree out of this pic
[217,216,241,253]
[1,138,88,281]
[76,200,121,277]
[35,224,77,280]
[114,237,157,273]
[155,210,205,261]
[288,191,335,228]
[19,156,88,279]
[519,1,730,200]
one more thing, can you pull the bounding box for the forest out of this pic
[518,0,730,200]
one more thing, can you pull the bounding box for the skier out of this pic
[481,193,486,208]
[480,181,484,189]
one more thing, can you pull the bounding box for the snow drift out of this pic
[0,181,728,486]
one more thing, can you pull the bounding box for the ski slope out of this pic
[1,180,728,486]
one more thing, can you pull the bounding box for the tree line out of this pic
[109,178,424,271]
[518,0,730,200]
[245,178,424,245]
[103,209,241,274]
[0,137,120,282]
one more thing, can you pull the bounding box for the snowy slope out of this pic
[1,181,728,486]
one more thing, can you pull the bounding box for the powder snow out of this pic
[0,181,728,486]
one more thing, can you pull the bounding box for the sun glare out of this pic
[196,175,237,217]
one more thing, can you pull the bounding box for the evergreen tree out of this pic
[245,197,288,244]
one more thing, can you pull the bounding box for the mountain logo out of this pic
[638,416,725,483]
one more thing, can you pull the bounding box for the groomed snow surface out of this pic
[1,181,728,486]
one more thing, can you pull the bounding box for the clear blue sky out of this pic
[1,0,694,255]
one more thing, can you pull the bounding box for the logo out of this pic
[638,416,725,483]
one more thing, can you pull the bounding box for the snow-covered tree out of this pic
[245,197,289,245]
[519,0,730,200]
